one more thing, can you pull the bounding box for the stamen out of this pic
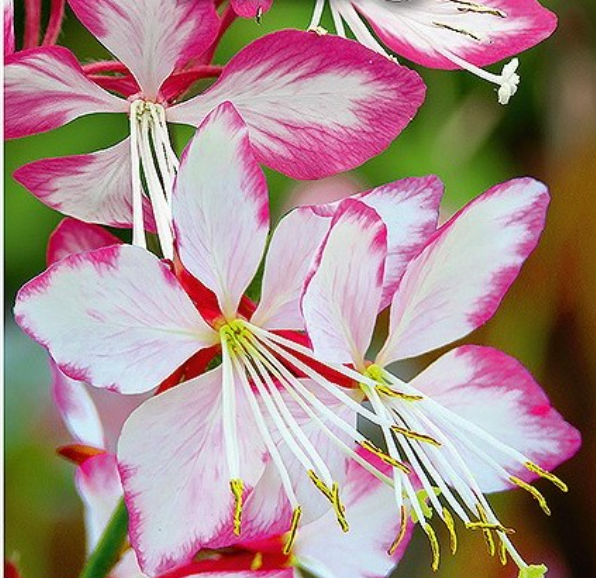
[449,0,507,18]
[308,469,334,502]
[499,539,508,565]
[284,507,303,555]
[250,553,263,571]
[331,482,350,532]
[230,478,244,536]
[442,508,458,555]
[359,440,411,474]
[476,503,496,556]
[423,523,441,572]
[391,425,442,447]
[129,101,146,249]
[388,505,408,555]
[376,385,423,402]
[432,21,483,42]
[525,462,568,492]
[466,522,515,534]
[509,477,551,515]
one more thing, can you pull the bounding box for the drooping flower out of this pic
[308,0,557,104]
[155,451,413,578]
[300,178,581,576]
[6,0,425,257]
[15,103,435,574]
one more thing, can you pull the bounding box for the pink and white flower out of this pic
[301,177,580,576]
[308,0,557,103]
[6,0,425,257]
[15,103,415,575]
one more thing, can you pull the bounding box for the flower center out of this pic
[129,99,179,259]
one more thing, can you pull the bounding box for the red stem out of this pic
[42,0,66,45]
[23,0,42,48]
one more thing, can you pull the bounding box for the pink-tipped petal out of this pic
[68,0,219,98]
[14,139,156,231]
[295,450,411,578]
[4,46,126,139]
[251,207,330,331]
[76,453,123,551]
[51,360,106,449]
[47,219,122,266]
[173,103,269,318]
[378,177,549,364]
[303,199,387,367]
[411,346,581,492]
[168,30,426,180]
[118,368,267,575]
[14,245,216,394]
[356,0,557,69]
[230,0,273,18]
[4,0,14,56]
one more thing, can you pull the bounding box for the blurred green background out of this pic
[4,1,596,577]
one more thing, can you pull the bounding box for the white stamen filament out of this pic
[308,0,520,104]
[129,99,178,258]
[221,344,241,482]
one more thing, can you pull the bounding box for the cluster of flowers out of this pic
[5,1,580,578]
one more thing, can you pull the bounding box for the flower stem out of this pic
[79,499,129,578]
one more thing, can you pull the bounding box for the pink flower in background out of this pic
[6,0,425,258]
[230,0,273,19]
[3,0,14,56]
[301,178,580,576]
[308,0,557,103]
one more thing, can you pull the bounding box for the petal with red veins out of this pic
[68,0,219,98]
[47,218,121,266]
[303,199,387,367]
[14,139,156,231]
[168,30,426,180]
[51,360,106,449]
[173,103,269,319]
[14,245,216,394]
[230,0,273,18]
[410,346,581,493]
[4,46,126,139]
[295,450,412,578]
[76,453,122,551]
[378,177,549,364]
[118,367,267,575]
[251,207,330,331]
[355,0,557,69]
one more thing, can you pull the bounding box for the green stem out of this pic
[79,498,130,578]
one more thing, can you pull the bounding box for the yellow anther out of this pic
[498,539,508,566]
[250,553,263,571]
[510,476,551,516]
[230,479,244,536]
[388,505,408,556]
[423,523,440,572]
[476,504,496,556]
[525,462,568,492]
[442,508,458,555]
[391,426,442,447]
[307,469,334,502]
[360,440,411,474]
[432,21,483,41]
[466,522,515,534]
[375,385,423,402]
[449,0,507,17]
[283,507,302,555]
[331,482,350,533]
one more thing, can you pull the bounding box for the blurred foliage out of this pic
[4,1,596,577]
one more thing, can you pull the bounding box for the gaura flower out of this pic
[48,218,148,578]
[6,0,425,258]
[308,0,557,104]
[155,452,413,578]
[15,103,434,575]
[300,179,581,577]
